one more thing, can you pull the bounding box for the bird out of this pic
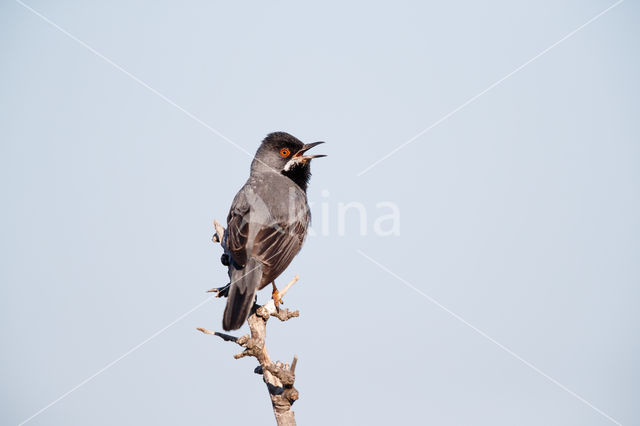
[216,132,325,331]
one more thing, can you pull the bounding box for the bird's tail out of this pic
[223,258,262,331]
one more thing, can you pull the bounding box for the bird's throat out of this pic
[282,165,311,191]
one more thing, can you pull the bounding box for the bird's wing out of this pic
[226,186,251,268]
[252,198,310,284]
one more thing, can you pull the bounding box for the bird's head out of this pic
[252,132,326,190]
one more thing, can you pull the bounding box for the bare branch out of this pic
[278,275,299,299]
[272,308,300,322]
[196,327,238,343]
[203,303,299,425]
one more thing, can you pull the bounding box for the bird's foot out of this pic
[272,289,283,307]
[207,283,230,298]
[271,281,283,309]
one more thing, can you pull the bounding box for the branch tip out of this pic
[197,327,239,343]
[279,275,300,299]
[212,219,226,245]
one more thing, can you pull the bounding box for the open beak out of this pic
[294,141,326,161]
[285,141,326,171]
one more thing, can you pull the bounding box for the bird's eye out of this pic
[280,148,291,158]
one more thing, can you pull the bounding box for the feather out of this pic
[223,258,262,331]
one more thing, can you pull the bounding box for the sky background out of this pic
[1,1,639,425]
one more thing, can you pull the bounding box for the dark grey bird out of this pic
[218,132,325,331]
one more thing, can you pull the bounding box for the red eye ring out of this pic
[280,148,291,158]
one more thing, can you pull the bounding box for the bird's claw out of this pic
[272,289,283,310]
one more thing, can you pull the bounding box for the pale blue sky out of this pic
[1,1,639,425]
